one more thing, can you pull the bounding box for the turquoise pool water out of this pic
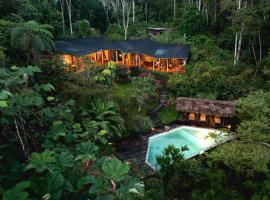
[145,126,228,170]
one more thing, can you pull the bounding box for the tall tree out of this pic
[59,0,66,34]
[120,0,132,40]
[99,0,111,22]
[111,0,121,24]
[65,0,73,36]
[173,0,176,21]
[132,0,135,22]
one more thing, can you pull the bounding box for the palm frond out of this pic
[19,32,31,51]
[10,26,26,48]
[32,34,45,52]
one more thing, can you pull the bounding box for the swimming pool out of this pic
[145,126,230,170]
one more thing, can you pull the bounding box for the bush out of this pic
[141,69,170,82]
[130,67,142,77]
[74,19,98,38]
[144,178,165,200]
[153,30,188,45]
[127,115,153,135]
[105,23,123,40]
[115,65,130,83]
[128,21,149,39]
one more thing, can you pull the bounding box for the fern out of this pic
[7,20,55,63]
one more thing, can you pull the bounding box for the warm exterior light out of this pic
[200,114,206,122]
[189,113,195,121]
[214,116,221,124]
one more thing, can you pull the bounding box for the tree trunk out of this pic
[145,1,148,23]
[233,0,245,66]
[14,116,27,158]
[198,0,202,11]
[205,4,209,26]
[236,25,243,65]
[132,0,135,22]
[173,0,176,21]
[60,0,65,35]
[258,32,262,62]
[250,41,257,65]
[121,0,131,40]
[100,0,110,22]
[65,0,73,36]
[234,33,238,66]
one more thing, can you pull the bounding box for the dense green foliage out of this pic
[1,0,270,199]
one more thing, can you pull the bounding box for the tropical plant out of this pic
[7,20,55,64]
[85,98,125,139]
[0,65,54,157]
[132,73,158,111]
[129,115,153,135]
[156,145,201,199]
[93,61,116,87]
[0,65,144,199]
[74,19,97,37]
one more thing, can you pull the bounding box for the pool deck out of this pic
[115,125,180,169]
[116,124,235,171]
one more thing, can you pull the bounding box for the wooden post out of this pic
[116,51,118,62]
[183,59,186,66]
[95,53,98,62]
[138,55,141,68]
[75,57,78,71]
[166,58,169,72]
[152,59,155,71]
[101,51,104,64]
[122,53,125,66]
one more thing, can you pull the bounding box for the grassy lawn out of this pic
[158,104,179,125]
[112,81,157,116]
[113,82,178,125]
[112,82,133,97]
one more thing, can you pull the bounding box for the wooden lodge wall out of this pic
[61,50,186,73]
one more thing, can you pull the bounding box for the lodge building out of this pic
[55,37,189,73]
[176,97,237,129]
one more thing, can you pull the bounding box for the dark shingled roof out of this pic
[176,97,236,117]
[55,37,189,59]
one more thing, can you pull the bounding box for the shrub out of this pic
[105,23,123,40]
[130,67,142,77]
[74,19,98,38]
[115,65,130,83]
[128,115,153,135]
[144,178,165,200]
[128,21,149,39]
